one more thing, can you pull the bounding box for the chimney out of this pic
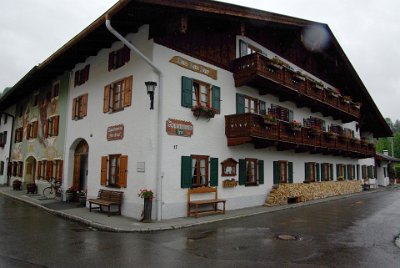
[383,150,389,156]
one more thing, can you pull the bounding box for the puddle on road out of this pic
[276,234,302,241]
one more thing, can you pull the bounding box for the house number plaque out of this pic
[107,124,124,141]
[166,118,193,137]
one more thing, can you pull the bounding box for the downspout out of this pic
[105,17,164,221]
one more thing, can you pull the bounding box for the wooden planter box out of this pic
[223,180,238,188]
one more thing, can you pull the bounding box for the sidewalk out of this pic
[0,185,394,233]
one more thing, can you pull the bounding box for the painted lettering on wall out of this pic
[169,56,218,80]
[166,119,193,137]
[107,124,124,141]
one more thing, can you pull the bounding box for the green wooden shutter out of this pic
[258,160,264,184]
[367,166,373,178]
[273,161,280,184]
[239,159,246,185]
[330,164,334,181]
[344,165,347,180]
[236,94,245,114]
[357,164,360,180]
[209,158,218,186]
[181,156,192,188]
[288,162,293,183]
[353,165,356,180]
[316,163,320,182]
[181,76,193,108]
[304,163,309,182]
[211,86,221,114]
[321,164,326,181]
[259,101,266,115]
[362,165,366,179]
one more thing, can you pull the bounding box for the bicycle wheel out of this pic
[43,187,56,199]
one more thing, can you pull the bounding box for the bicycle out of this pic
[42,177,62,199]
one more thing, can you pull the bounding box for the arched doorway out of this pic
[24,156,36,184]
[73,140,89,191]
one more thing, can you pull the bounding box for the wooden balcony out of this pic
[232,53,361,122]
[225,113,375,158]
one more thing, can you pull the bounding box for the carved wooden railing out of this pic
[233,53,361,119]
[225,113,375,157]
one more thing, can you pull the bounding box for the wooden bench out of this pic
[88,189,123,217]
[187,187,226,217]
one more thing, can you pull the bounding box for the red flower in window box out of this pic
[263,114,278,125]
[289,120,302,132]
[191,106,217,119]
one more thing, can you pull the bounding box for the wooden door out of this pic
[73,155,81,191]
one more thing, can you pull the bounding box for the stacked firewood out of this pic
[265,181,362,206]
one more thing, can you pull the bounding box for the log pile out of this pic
[265,180,362,206]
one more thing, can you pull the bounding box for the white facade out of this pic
[61,24,370,220]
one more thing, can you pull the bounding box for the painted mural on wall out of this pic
[11,74,67,163]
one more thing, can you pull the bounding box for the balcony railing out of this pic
[232,53,361,122]
[225,113,375,158]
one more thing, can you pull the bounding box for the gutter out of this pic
[105,17,164,221]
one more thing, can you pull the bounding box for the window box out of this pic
[293,72,306,82]
[191,106,217,119]
[290,120,302,132]
[222,179,238,188]
[308,126,321,136]
[350,138,361,144]
[263,114,278,126]
[313,82,324,91]
[324,131,337,140]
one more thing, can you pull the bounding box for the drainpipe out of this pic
[105,17,164,221]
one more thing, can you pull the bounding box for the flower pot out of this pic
[78,196,86,207]
[65,192,75,202]
[12,180,22,191]
[142,198,153,223]
[26,183,37,194]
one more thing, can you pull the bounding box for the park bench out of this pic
[187,187,226,217]
[88,189,123,217]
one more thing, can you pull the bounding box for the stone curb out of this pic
[0,186,394,233]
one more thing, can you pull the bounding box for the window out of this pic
[0,161,4,175]
[321,163,334,181]
[17,161,23,177]
[269,104,293,122]
[52,83,59,99]
[238,158,264,186]
[236,93,265,115]
[33,94,39,107]
[0,131,7,147]
[37,160,46,179]
[181,155,218,188]
[45,116,59,137]
[361,165,367,179]
[305,162,319,182]
[357,164,360,180]
[74,65,90,87]
[12,162,17,177]
[347,164,355,180]
[26,121,38,140]
[108,45,130,71]
[273,161,293,184]
[53,160,63,181]
[181,77,221,113]
[72,94,88,120]
[103,76,132,113]
[100,155,128,188]
[14,127,23,143]
[239,40,261,57]
[304,116,326,131]
[336,164,345,179]
[367,165,374,179]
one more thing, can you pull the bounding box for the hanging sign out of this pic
[166,118,193,137]
[169,56,218,80]
[107,124,124,141]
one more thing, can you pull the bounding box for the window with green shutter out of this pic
[238,158,264,186]
[211,86,221,114]
[273,161,280,185]
[288,162,293,183]
[181,77,193,108]
[236,94,245,114]
[181,155,217,188]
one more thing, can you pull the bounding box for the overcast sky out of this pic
[1,0,399,120]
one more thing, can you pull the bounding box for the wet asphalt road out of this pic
[0,188,400,268]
